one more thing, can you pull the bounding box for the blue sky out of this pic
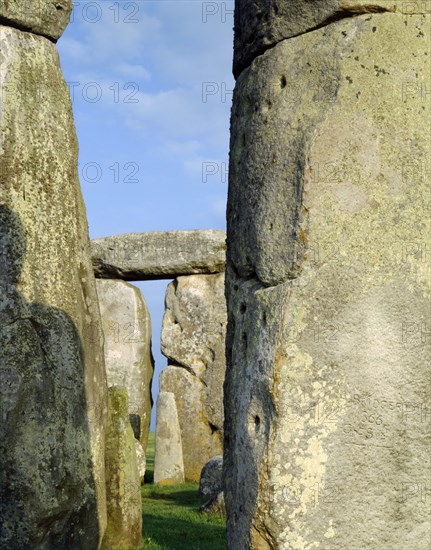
[57,1,234,427]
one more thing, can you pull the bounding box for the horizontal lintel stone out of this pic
[91,230,226,281]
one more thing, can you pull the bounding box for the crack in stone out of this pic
[168,360,200,379]
[236,5,396,79]
[230,259,298,290]
[0,17,57,43]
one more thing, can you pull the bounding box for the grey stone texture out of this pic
[160,273,227,482]
[0,24,107,549]
[102,387,142,550]
[96,279,154,451]
[226,6,431,550]
[233,0,403,78]
[199,456,223,498]
[154,391,185,485]
[0,0,73,41]
[199,455,225,516]
[91,230,226,281]
[200,492,226,517]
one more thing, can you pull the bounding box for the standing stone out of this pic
[102,387,142,550]
[161,273,226,481]
[226,5,430,550]
[160,366,221,483]
[96,279,154,451]
[0,19,107,550]
[154,392,185,485]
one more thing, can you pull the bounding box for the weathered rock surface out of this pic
[96,279,154,450]
[154,391,185,485]
[0,25,107,549]
[226,8,431,550]
[162,273,226,383]
[199,456,223,497]
[0,0,73,41]
[102,387,142,550]
[159,366,223,483]
[233,0,403,77]
[200,492,226,517]
[91,230,226,280]
[199,456,225,516]
[160,273,226,482]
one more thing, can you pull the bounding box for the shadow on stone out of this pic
[0,205,100,549]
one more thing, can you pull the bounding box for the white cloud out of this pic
[118,84,231,146]
[60,6,162,64]
[114,63,151,81]
[148,1,235,84]
[58,37,87,60]
[59,1,233,188]
[165,140,203,156]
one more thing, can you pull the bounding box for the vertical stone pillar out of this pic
[154,391,185,485]
[226,2,430,549]
[96,279,154,451]
[161,273,226,481]
[102,387,142,550]
[0,3,107,548]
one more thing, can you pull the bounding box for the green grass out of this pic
[140,433,226,550]
[144,432,155,484]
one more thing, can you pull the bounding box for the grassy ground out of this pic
[141,433,226,550]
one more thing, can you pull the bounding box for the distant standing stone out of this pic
[154,392,185,485]
[160,273,226,482]
[96,279,154,451]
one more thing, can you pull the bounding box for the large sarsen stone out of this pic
[0,26,107,548]
[226,9,431,550]
[96,279,154,451]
